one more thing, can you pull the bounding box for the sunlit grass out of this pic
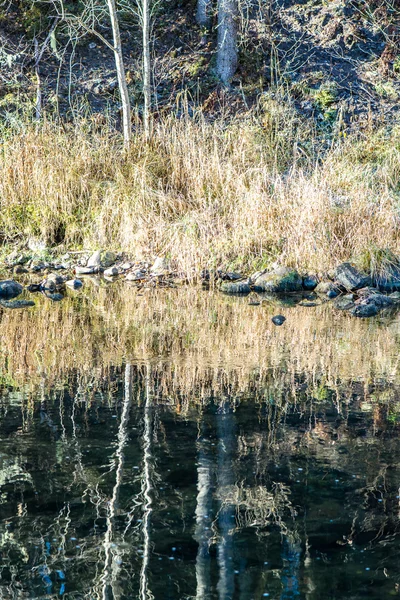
[1,98,400,274]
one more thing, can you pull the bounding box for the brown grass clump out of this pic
[1,98,400,273]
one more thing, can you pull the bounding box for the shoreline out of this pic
[1,248,400,319]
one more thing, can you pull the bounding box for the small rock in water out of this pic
[121,262,133,271]
[315,281,341,298]
[66,279,83,289]
[76,266,96,275]
[0,299,35,309]
[104,266,119,277]
[272,315,286,326]
[13,265,28,274]
[126,271,146,281]
[303,275,318,290]
[0,280,23,299]
[27,283,41,293]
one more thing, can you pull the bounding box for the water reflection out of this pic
[0,286,399,598]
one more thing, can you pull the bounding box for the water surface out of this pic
[0,284,399,599]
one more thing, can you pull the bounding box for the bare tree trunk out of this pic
[34,38,42,120]
[142,0,152,140]
[107,0,132,146]
[196,0,212,28]
[216,0,238,84]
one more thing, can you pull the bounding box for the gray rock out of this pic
[0,299,35,309]
[315,281,341,298]
[0,280,23,299]
[126,271,146,281]
[335,262,370,290]
[100,251,117,268]
[46,272,65,285]
[121,262,133,271]
[272,315,286,326]
[303,275,318,290]
[66,279,83,289]
[76,266,97,275]
[252,267,302,293]
[87,250,102,268]
[104,266,119,277]
[151,257,170,275]
[41,279,56,292]
[220,280,251,294]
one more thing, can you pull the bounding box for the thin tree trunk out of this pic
[216,0,238,84]
[196,0,212,28]
[107,0,132,146]
[142,0,152,140]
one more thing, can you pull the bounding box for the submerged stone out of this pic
[0,299,35,309]
[334,294,355,311]
[272,314,286,326]
[315,281,341,298]
[252,267,302,293]
[66,279,83,289]
[0,280,23,299]
[104,266,119,277]
[335,262,370,290]
[220,280,251,294]
[76,266,97,275]
[46,292,64,302]
[350,303,379,318]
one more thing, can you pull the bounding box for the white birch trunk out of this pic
[107,0,132,146]
[142,0,152,140]
[216,0,238,84]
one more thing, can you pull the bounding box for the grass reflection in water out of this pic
[0,284,399,599]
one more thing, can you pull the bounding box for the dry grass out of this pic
[1,97,400,273]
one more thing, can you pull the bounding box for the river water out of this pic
[0,282,399,599]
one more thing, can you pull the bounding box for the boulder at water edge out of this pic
[335,262,370,290]
[0,280,23,299]
[252,267,302,293]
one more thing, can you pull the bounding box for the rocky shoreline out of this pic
[1,249,400,319]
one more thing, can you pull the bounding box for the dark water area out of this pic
[0,286,400,598]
